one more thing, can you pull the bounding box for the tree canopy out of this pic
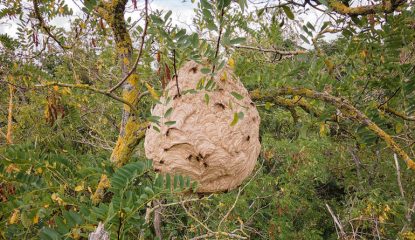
[1,0,415,239]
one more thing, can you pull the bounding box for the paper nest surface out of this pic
[144,61,261,193]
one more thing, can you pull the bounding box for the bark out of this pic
[98,0,146,167]
[327,0,407,16]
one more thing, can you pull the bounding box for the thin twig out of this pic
[172,49,180,97]
[108,0,149,93]
[378,87,401,108]
[394,153,405,199]
[234,45,306,56]
[326,204,347,239]
[35,82,137,114]
[217,188,242,231]
[33,0,70,50]
[210,8,225,78]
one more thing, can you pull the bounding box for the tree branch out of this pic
[234,45,306,56]
[34,82,137,114]
[32,0,70,50]
[327,0,407,16]
[378,105,415,121]
[251,87,415,170]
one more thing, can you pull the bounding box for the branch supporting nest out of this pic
[251,87,415,170]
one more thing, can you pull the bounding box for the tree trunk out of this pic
[100,0,145,167]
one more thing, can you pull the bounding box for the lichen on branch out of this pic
[251,87,415,170]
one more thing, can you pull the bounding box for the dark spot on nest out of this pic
[196,153,203,161]
[250,102,255,106]
[203,162,208,168]
[154,168,161,172]
[163,148,168,152]
[214,102,226,110]
[246,135,250,141]
[190,66,198,73]
[187,155,192,161]
[160,160,165,164]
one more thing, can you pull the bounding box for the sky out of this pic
[0,0,197,37]
[0,0,337,48]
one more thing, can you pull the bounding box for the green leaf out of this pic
[147,115,161,124]
[231,91,244,100]
[238,0,247,11]
[200,68,211,74]
[144,186,154,196]
[82,0,97,13]
[40,227,61,240]
[153,125,160,132]
[166,174,171,188]
[229,37,246,45]
[164,107,173,118]
[265,102,273,110]
[165,121,176,126]
[150,15,164,25]
[164,10,172,21]
[300,34,310,44]
[306,22,315,31]
[204,93,210,105]
[238,111,244,119]
[320,21,330,31]
[282,6,294,20]
[179,175,185,189]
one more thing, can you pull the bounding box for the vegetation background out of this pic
[1,0,415,239]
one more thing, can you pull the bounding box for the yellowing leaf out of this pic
[360,50,367,59]
[319,122,326,136]
[71,228,81,240]
[324,58,334,74]
[220,72,228,81]
[228,58,235,69]
[33,213,39,224]
[123,57,130,66]
[6,164,20,173]
[62,87,72,95]
[51,193,65,206]
[395,122,403,134]
[230,112,239,126]
[9,209,20,224]
[74,182,84,192]
[145,83,160,100]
